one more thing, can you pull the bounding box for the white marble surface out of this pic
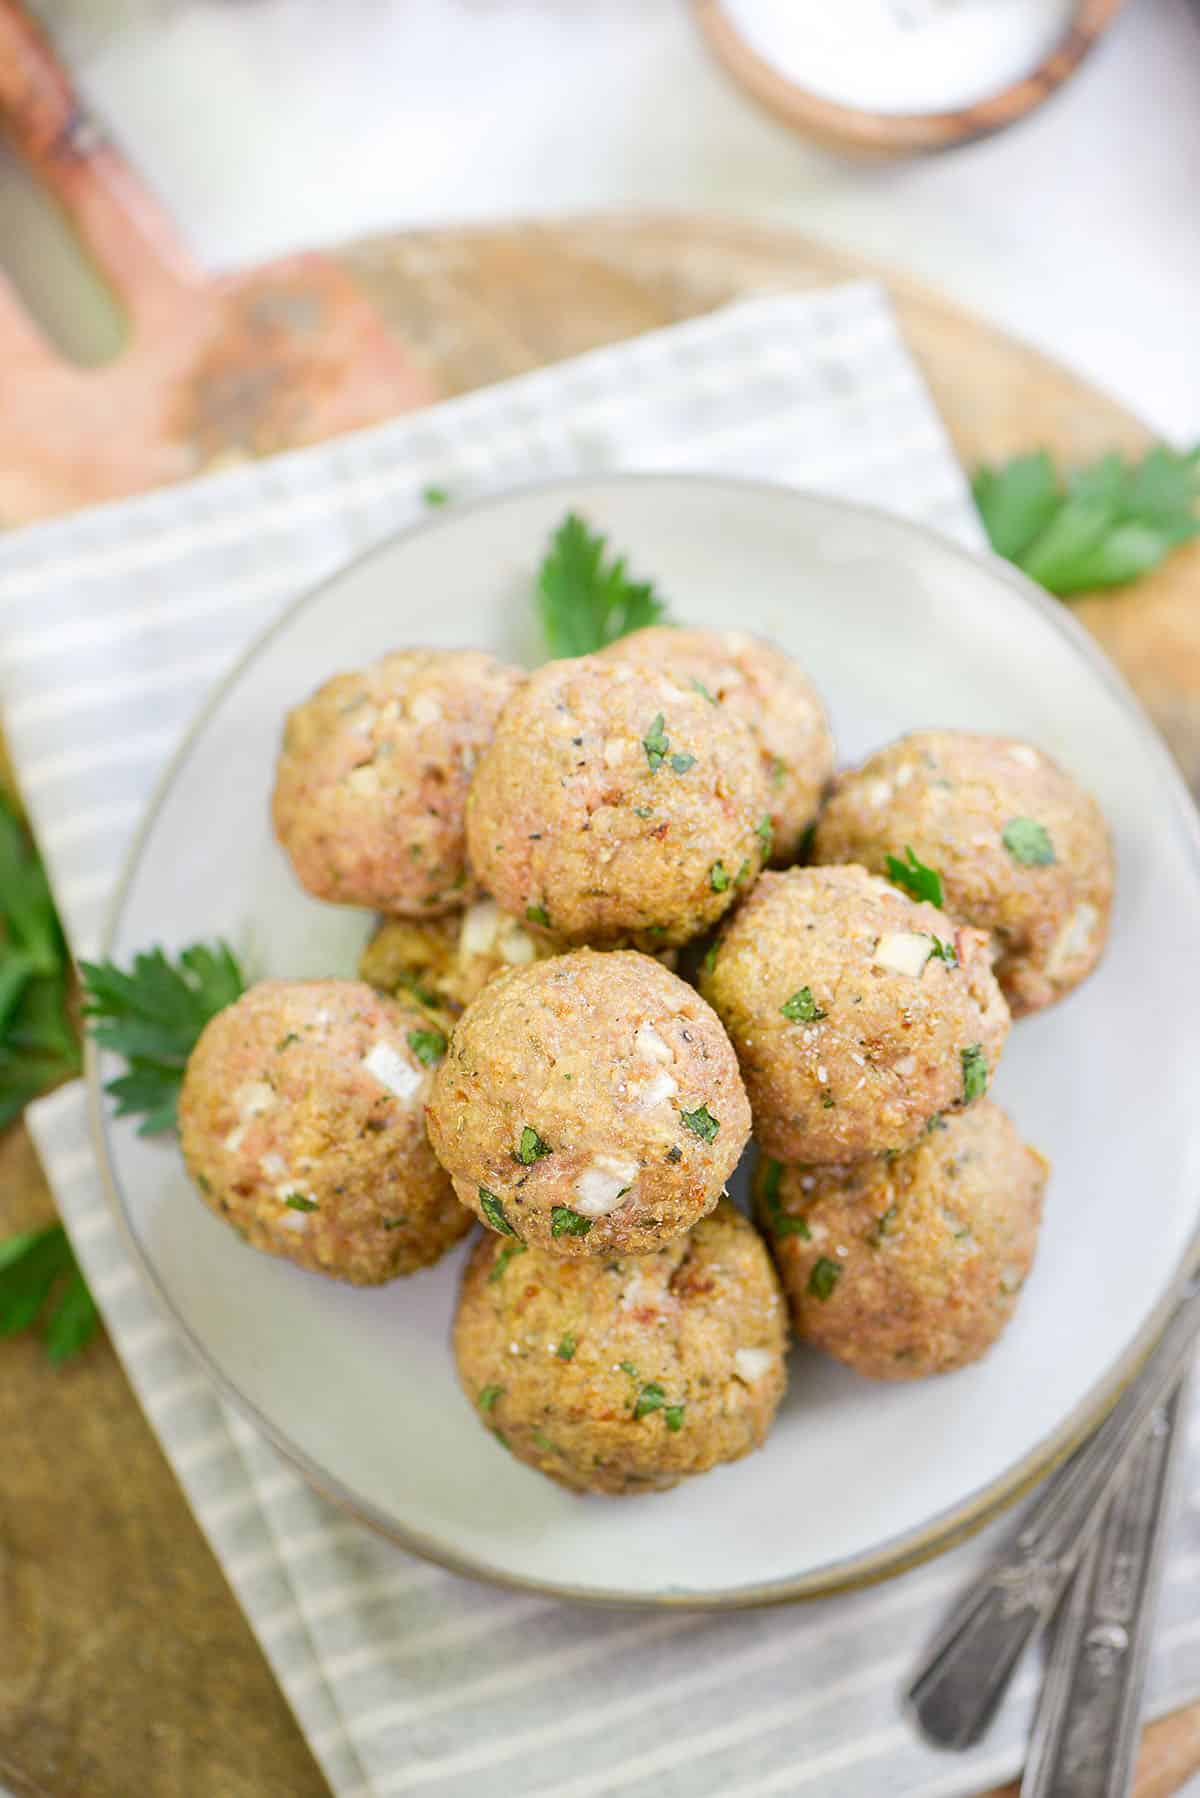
[6,0,1200,436]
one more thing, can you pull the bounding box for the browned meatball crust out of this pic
[465,655,770,949]
[179,979,468,1282]
[600,626,835,862]
[454,1199,787,1493]
[812,730,1113,1015]
[426,949,752,1256]
[756,1101,1047,1379]
[272,648,523,915]
[699,865,1011,1163]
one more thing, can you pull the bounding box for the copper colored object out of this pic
[694,0,1130,156]
[0,0,438,522]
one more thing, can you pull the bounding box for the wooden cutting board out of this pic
[3,19,1200,1798]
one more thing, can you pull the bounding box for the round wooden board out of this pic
[3,214,1198,1798]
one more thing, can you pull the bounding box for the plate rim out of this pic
[86,469,1200,1609]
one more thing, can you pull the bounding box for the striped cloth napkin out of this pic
[3,285,1199,1798]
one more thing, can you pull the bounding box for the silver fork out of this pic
[904,1280,1200,1752]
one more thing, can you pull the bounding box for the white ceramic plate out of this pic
[90,475,1200,1607]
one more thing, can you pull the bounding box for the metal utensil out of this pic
[1020,1381,1189,1797]
[905,1279,1200,1750]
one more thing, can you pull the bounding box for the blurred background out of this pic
[3,0,1199,436]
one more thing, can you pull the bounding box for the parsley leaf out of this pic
[886,846,943,908]
[808,1257,842,1302]
[284,1194,318,1212]
[780,987,826,1023]
[690,676,717,705]
[478,1383,504,1411]
[973,445,1200,597]
[556,1332,577,1361]
[709,862,731,894]
[669,752,695,775]
[0,796,79,1128]
[680,1104,719,1143]
[633,1382,666,1419]
[961,1045,989,1103]
[516,1125,552,1165]
[643,714,670,771]
[488,1240,526,1283]
[537,513,667,656]
[760,1160,811,1239]
[927,935,958,966]
[0,1223,99,1363]
[1002,818,1055,866]
[755,815,774,857]
[81,941,244,1136]
[664,1405,686,1432]
[422,484,450,508]
[550,1205,592,1239]
[525,903,551,928]
[407,1027,447,1067]
[479,1189,518,1237]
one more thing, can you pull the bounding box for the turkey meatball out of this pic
[454,1199,787,1493]
[426,949,751,1256]
[272,648,523,915]
[465,655,770,949]
[179,979,467,1282]
[699,865,1010,1163]
[811,730,1113,1015]
[756,1101,1046,1378]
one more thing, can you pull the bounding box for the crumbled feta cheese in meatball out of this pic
[361,1041,423,1100]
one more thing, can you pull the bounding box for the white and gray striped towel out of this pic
[4,285,1199,1798]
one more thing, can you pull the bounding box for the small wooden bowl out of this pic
[694,0,1129,156]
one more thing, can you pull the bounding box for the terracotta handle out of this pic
[0,0,200,324]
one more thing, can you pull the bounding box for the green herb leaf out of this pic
[663,1405,686,1432]
[961,1044,989,1104]
[885,846,944,909]
[927,935,958,966]
[690,676,717,705]
[780,987,826,1023]
[1002,817,1056,866]
[537,512,667,657]
[643,714,670,771]
[869,1205,899,1246]
[633,1382,666,1419]
[680,1104,719,1143]
[284,1194,318,1212]
[407,1027,447,1067]
[479,1189,518,1237]
[422,484,450,508]
[760,1162,812,1240]
[516,1125,552,1165]
[700,940,719,977]
[618,1360,638,1377]
[556,1332,577,1361]
[81,941,245,1136]
[478,1383,504,1412]
[0,1223,99,1363]
[525,903,551,928]
[382,1217,407,1231]
[488,1239,526,1283]
[669,752,695,774]
[708,862,730,894]
[808,1257,842,1302]
[755,815,774,857]
[550,1205,592,1239]
[974,445,1200,598]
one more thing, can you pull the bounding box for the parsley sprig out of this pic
[0,1222,99,1363]
[974,446,1200,598]
[81,941,245,1136]
[537,513,668,656]
[0,795,80,1130]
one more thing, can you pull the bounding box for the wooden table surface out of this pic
[2,212,1199,1798]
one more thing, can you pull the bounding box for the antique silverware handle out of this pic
[1021,1380,1189,1798]
[905,1279,1200,1750]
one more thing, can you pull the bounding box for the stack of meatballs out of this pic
[179,621,1114,1499]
